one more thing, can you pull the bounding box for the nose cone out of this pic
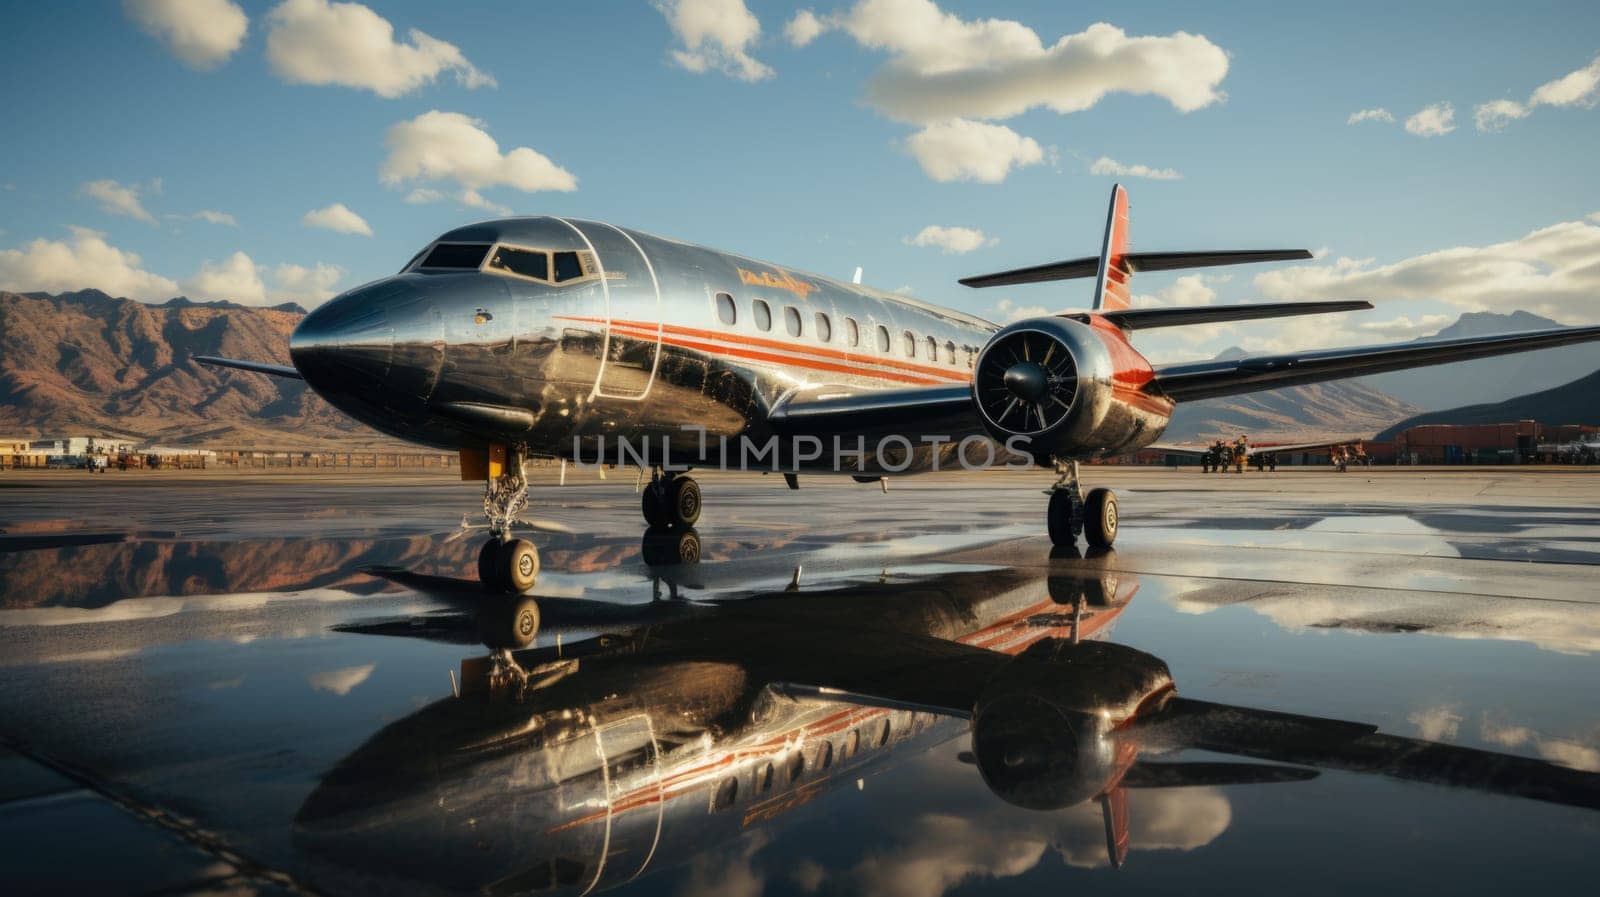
[290,282,403,390]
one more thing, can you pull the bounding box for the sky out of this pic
[1,0,1597,362]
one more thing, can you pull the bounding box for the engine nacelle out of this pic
[970,639,1172,810]
[971,316,1168,462]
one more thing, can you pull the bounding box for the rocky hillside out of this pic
[1163,347,1419,442]
[0,289,405,447]
[1375,368,1600,440]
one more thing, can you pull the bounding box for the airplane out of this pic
[295,564,1600,892]
[196,183,1600,593]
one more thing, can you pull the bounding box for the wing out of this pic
[767,383,981,441]
[1153,325,1600,402]
[960,250,1313,288]
[194,355,302,380]
[1147,438,1363,458]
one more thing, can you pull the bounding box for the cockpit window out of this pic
[488,246,550,281]
[419,243,490,269]
[553,251,586,282]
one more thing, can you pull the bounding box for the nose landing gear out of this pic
[478,450,541,593]
[1045,459,1118,550]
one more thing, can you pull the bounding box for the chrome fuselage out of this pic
[289,217,1174,473]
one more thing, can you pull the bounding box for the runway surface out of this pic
[2,466,1599,896]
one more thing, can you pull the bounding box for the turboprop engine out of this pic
[970,316,1169,462]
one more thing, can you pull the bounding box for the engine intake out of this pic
[972,317,1119,461]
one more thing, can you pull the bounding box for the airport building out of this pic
[1395,421,1598,465]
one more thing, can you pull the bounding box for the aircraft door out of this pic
[563,220,662,400]
[582,714,664,893]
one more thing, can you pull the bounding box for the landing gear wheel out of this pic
[478,539,505,592]
[480,595,540,650]
[500,538,540,593]
[642,527,701,565]
[1047,490,1080,548]
[668,477,702,527]
[642,485,670,528]
[1084,488,1118,550]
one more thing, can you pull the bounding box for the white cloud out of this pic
[785,10,826,47]
[992,297,1051,323]
[272,262,345,305]
[1529,53,1600,107]
[654,0,774,82]
[1404,102,1456,137]
[1473,98,1529,132]
[0,227,178,299]
[904,225,996,254]
[308,663,376,696]
[1475,53,1600,131]
[301,202,373,236]
[79,179,158,225]
[1132,274,1217,308]
[905,118,1043,183]
[191,210,237,226]
[1254,215,1600,323]
[1347,107,1394,125]
[1408,705,1463,742]
[185,251,266,304]
[793,2,1229,124]
[1481,716,1600,772]
[1088,156,1181,180]
[1355,313,1453,339]
[124,0,249,70]
[265,0,495,98]
[381,111,577,208]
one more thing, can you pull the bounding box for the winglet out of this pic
[194,355,302,380]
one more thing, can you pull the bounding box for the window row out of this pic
[710,717,894,812]
[715,292,970,365]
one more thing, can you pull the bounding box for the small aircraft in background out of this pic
[198,184,1600,592]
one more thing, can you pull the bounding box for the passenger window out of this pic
[926,335,937,360]
[753,300,772,331]
[843,729,860,760]
[877,717,891,747]
[755,763,775,794]
[904,331,917,357]
[846,317,860,347]
[946,340,957,364]
[815,312,832,342]
[714,777,738,810]
[788,752,806,783]
[818,741,834,770]
[488,246,549,281]
[716,292,737,325]
[553,251,585,282]
[784,306,803,337]
[875,324,890,352]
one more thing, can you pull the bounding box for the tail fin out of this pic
[1092,184,1132,311]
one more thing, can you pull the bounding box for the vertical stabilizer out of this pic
[1092,184,1132,311]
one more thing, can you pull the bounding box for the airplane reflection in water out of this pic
[297,557,1600,894]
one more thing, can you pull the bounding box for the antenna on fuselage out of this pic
[852,267,863,285]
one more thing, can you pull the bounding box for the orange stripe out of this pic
[555,315,976,382]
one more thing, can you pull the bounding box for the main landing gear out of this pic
[478,451,541,594]
[641,468,701,529]
[1045,459,1118,550]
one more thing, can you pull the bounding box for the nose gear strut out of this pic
[478,449,541,594]
[1044,459,1118,550]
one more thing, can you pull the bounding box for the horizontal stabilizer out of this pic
[961,249,1312,289]
[194,355,302,380]
[1091,300,1371,330]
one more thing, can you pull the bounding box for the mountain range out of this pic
[0,289,400,448]
[1375,369,1600,440]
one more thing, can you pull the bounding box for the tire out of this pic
[641,485,670,528]
[501,538,540,593]
[642,527,701,566]
[480,595,540,650]
[1046,490,1079,547]
[668,477,702,527]
[1084,488,1118,550]
[478,539,504,591]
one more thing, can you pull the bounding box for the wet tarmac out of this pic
[2,466,1599,896]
